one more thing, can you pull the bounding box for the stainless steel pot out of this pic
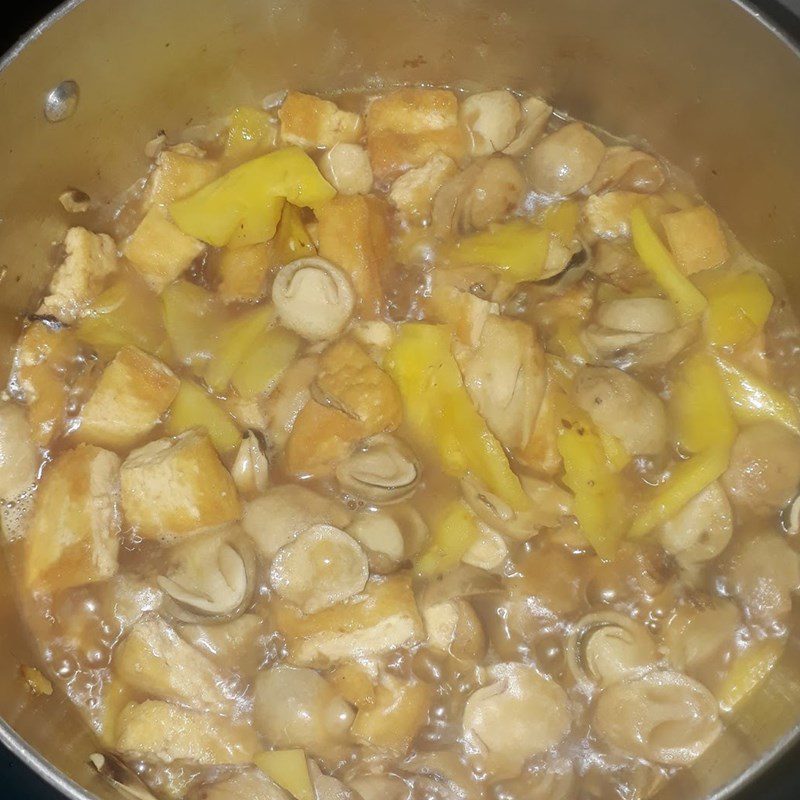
[1,1,800,798]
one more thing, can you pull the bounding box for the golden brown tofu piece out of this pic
[12,321,82,447]
[215,243,272,303]
[271,573,424,667]
[116,700,258,765]
[123,208,206,292]
[351,676,433,755]
[388,152,458,221]
[77,346,179,450]
[662,205,730,274]
[278,91,364,149]
[114,616,234,713]
[25,444,121,592]
[38,227,118,322]
[328,662,376,708]
[284,400,363,477]
[145,143,220,208]
[120,429,241,540]
[315,338,402,435]
[366,88,465,180]
[317,195,390,316]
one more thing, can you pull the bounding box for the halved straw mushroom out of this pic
[461,524,509,571]
[230,430,269,498]
[157,527,257,624]
[596,297,677,334]
[592,670,721,765]
[461,474,572,540]
[527,122,605,196]
[88,752,158,800]
[421,596,486,661]
[346,505,427,574]
[784,494,800,536]
[566,611,657,688]
[503,96,553,157]
[269,524,369,613]
[587,145,665,194]
[462,662,571,778]
[659,481,733,568]
[272,257,355,341]
[318,143,374,195]
[335,434,420,504]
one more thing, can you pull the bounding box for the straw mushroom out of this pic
[230,430,269,498]
[335,434,420,504]
[318,143,373,195]
[157,527,257,624]
[269,524,369,613]
[503,96,553,157]
[347,505,427,573]
[459,90,522,156]
[592,670,721,765]
[272,257,355,341]
[574,366,667,455]
[659,482,733,568]
[462,662,571,777]
[587,146,665,194]
[527,122,605,196]
[566,611,657,688]
[254,664,355,760]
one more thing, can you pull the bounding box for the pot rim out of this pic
[0,1,799,798]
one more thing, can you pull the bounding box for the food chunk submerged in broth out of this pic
[7,83,800,800]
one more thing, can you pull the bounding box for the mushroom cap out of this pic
[596,298,677,335]
[527,122,605,196]
[157,526,257,624]
[503,96,553,157]
[272,256,355,341]
[336,434,421,504]
[230,430,269,499]
[592,670,721,765]
[459,90,522,157]
[567,611,657,688]
[462,662,571,777]
[270,524,369,613]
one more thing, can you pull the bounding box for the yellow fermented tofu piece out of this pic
[123,208,206,292]
[116,700,258,765]
[316,194,390,316]
[272,574,424,667]
[278,91,363,149]
[145,144,220,208]
[77,346,179,450]
[25,444,121,592]
[120,429,241,540]
[662,205,730,275]
[366,88,466,180]
[114,616,232,713]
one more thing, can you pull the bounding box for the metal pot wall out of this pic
[1,1,800,798]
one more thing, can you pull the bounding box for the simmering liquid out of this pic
[1,86,800,800]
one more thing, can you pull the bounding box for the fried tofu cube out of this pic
[116,700,258,765]
[351,676,432,755]
[328,662,376,708]
[120,429,241,540]
[583,191,643,239]
[366,88,465,180]
[284,400,363,477]
[145,143,220,209]
[215,243,272,303]
[662,205,730,274]
[114,616,233,713]
[272,574,424,667]
[123,208,206,292]
[388,152,458,221]
[25,444,121,592]
[278,91,364,149]
[38,227,118,322]
[317,194,390,315]
[315,338,402,434]
[12,321,82,447]
[318,143,374,195]
[77,346,179,450]
[515,376,563,476]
